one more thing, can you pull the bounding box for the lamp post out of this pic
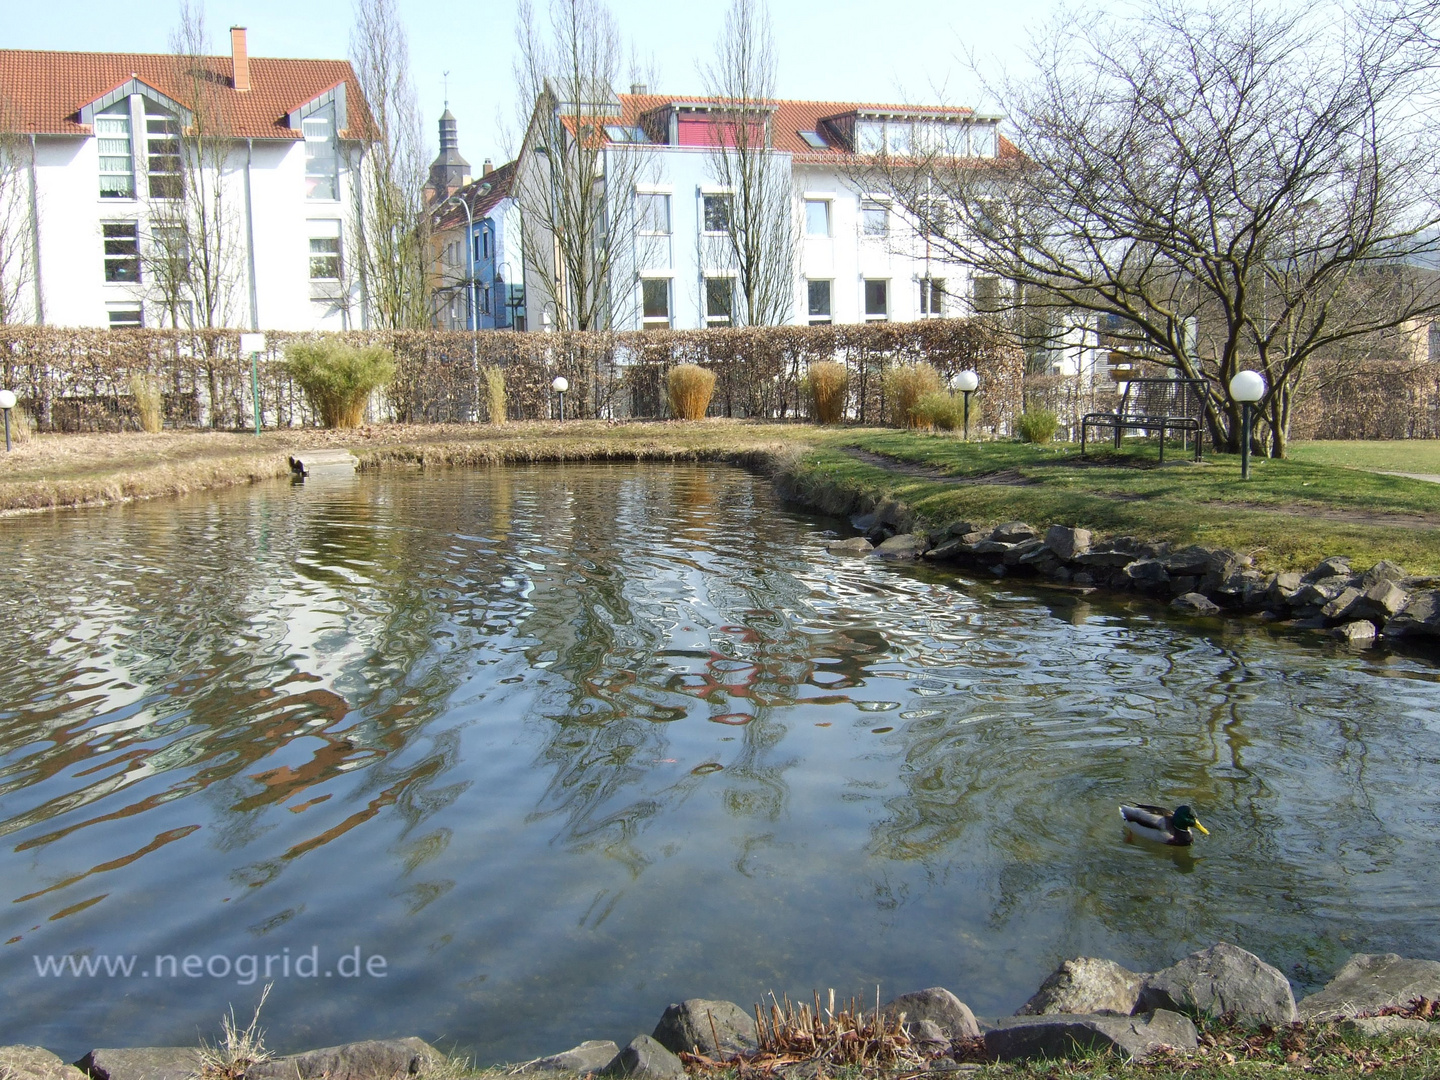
[240,333,266,435]
[1228,370,1266,480]
[954,370,979,439]
[552,376,569,421]
[0,389,15,451]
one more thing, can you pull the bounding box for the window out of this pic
[482,227,493,259]
[605,125,646,143]
[974,275,1003,313]
[103,222,141,282]
[807,280,831,325]
[97,110,134,199]
[146,110,182,199]
[864,279,888,320]
[310,238,340,280]
[705,277,734,327]
[799,130,828,150]
[920,278,945,316]
[1431,321,1440,363]
[642,278,671,329]
[970,123,997,158]
[885,123,912,156]
[303,112,338,200]
[805,199,831,237]
[861,201,889,236]
[702,193,732,233]
[108,304,143,328]
[919,197,953,237]
[638,193,671,234]
[856,120,884,155]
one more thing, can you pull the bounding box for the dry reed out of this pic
[4,408,34,444]
[910,392,964,432]
[482,366,507,425]
[130,373,164,434]
[668,364,717,421]
[882,363,944,428]
[805,361,849,424]
[197,983,272,1080]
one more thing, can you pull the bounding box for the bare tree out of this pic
[867,0,1440,456]
[512,0,651,331]
[350,0,430,330]
[699,0,795,326]
[0,92,35,325]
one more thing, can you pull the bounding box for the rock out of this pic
[1003,538,1048,566]
[959,530,990,545]
[1294,580,1348,608]
[1123,560,1171,590]
[75,1049,204,1080]
[1321,587,1363,622]
[1072,572,1096,586]
[1333,620,1378,646]
[878,987,981,1041]
[992,521,1039,543]
[1382,590,1440,638]
[1338,1016,1440,1039]
[1137,942,1297,1027]
[1269,572,1304,605]
[1075,550,1137,569]
[871,533,928,560]
[1350,581,1409,624]
[1017,958,1147,1016]
[602,1036,685,1080]
[529,1041,622,1072]
[1361,560,1409,589]
[1297,953,1440,1021]
[2,1047,88,1080]
[850,512,879,531]
[652,999,757,1057]
[1044,526,1092,561]
[908,1019,950,1053]
[984,1010,1197,1062]
[1172,593,1221,616]
[1162,546,1214,576]
[826,537,874,555]
[970,540,1014,555]
[248,1039,442,1080]
[1307,556,1353,582]
[943,521,980,540]
[924,539,969,561]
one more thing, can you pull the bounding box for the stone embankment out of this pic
[826,505,1440,646]
[3,947,1437,1078]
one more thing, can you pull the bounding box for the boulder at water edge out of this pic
[528,1041,621,1073]
[651,999,757,1057]
[825,537,874,556]
[1017,957,1147,1016]
[1297,953,1440,1021]
[75,1048,204,1080]
[247,1039,442,1080]
[984,1010,1197,1062]
[876,987,981,1041]
[1137,942,1297,1027]
[2,1047,88,1080]
[601,1036,685,1080]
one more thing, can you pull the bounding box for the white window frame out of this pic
[700,189,734,235]
[806,279,832,325]
[637,191,672,236]
[640,274,673,330]
[704,273,736,327]
[863,278,889,321]
[96,108,135,200]
[804,198,831,238]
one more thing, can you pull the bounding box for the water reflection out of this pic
[1,465,1439,1064]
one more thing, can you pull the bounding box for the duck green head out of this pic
[1173,805,1210,835]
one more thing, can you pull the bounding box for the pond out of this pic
[1,464,1438,1062]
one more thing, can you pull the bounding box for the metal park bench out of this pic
[1080,377,1207,463]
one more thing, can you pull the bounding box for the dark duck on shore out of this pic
[1120,803,1210,846]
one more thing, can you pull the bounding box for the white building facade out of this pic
[0,32,367,331]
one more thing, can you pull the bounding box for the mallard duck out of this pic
[1120,803,1210,846]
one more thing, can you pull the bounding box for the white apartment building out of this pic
[0,31,367,330]
[518,86,1003,332]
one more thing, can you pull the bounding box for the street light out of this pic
[953,370,979,439]
[552,376,569,421]
[0,389,15,452]
[1229,370,1266,480]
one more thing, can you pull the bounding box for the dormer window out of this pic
[799,131,828,149]
[605,125,647,143]
[146,107,183,199]
[303,109,338,200]
[97,105,134,199]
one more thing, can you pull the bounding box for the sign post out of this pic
[240,333,267,436]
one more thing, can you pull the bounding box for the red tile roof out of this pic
[0,49,366,140]
[615,93,990,163]
[433,160,518,230]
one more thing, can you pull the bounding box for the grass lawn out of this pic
[1288,439,1440,475]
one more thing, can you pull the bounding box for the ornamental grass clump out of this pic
[667,363,716,420]
[482,365,507,425]
[910,391,965,431]
[804,361,849,424]
[283,340,395,429]
[882,362,943,428]
[130,372,164,433]
[1016,407,1060,443]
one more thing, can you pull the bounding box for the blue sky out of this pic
[7,0,1056,164]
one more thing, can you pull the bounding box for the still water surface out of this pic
[2,464,1439,1060]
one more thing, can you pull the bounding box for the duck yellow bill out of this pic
[1194,822,1210,835]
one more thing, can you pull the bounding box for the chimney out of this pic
[630,82,648,96]
[230,27,250,92]
[482,158,494,176]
